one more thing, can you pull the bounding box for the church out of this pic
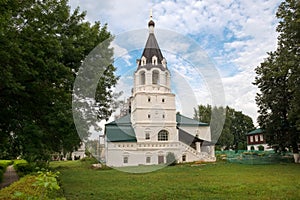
[104,16,216,167]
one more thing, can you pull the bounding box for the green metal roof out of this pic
[105,114,136,142]
[106,114,131,126]
[176,113,209,127]
[106,125,137,142]
[105,113,209,142]
[246,128,264,136]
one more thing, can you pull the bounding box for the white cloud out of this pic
[110,41,132,66]
[69,0,282,125]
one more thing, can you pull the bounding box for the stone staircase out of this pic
[178,142,216,162]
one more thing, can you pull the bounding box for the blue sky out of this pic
[69,0,282,125]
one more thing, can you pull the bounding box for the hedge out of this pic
[13,160,32,177]
[0,171,65,200]
[0,175,43,199]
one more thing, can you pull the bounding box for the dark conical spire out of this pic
[141,32,164,64]
[137,12,167,71]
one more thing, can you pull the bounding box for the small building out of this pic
[246,128,271,151]
[72,142,86,160]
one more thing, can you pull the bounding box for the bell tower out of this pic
[131,14,177,143]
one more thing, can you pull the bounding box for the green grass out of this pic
[50,161,300,200]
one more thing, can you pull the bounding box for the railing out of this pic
[178,142,209,158]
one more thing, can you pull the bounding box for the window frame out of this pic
[158,130,169,141]
[260,134,264,142]
[123,156,128,164]
[146,156,151,163]
[145,132,150,140]
[250,136,253,143]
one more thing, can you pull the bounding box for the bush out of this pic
[0,175,41,199]
[237,142,247,150]
[80,156,98,164]
[250,146,255,151]
[0,170,65,200]
[0,169,3,183]
[13,160,33,176]
[258,145,265,151]
[166,152,177,166]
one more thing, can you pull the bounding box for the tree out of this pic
[0,0,118,161]
[194,104,211,123]
[254,0,300,157]
[194,105,255,150]
[166,152,177,166]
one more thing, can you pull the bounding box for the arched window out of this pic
[140,71,145,85]
[182,154,186,162]
[152,70,159,84]
[123,152,129,164]
[145,132,150,140]
[152,56,158,65]
[141,56,146,66]
[158,130,168,141]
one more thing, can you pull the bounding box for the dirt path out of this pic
[0,165,19,189]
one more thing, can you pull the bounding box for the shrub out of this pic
[258,145,265,151]
[80,156,98,164]
[166,152,177,166]
[0,160,13,171]
[0,175,42,199]
[237,142,247,150]
[0,169,3,183]
[250,146,255,151]
[13,160,33,176]
[0,170,65,200]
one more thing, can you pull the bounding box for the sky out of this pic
[69,0,282,126]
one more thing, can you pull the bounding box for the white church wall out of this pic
[106,141,184,167]
[133,125,178,143]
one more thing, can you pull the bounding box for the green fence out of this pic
[216,151,294,165]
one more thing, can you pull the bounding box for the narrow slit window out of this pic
[145,133,150,140]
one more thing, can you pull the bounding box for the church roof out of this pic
[246,128,264,136]
[105,115,136,142]
[179,128,203,145]
[105,113,208,142]
[141,33,164,64]
[176,113,209,127]
[136,17,167,71]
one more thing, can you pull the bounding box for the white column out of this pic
[196,142,201,153]
[146,71,151,85]
[210,145,215,157]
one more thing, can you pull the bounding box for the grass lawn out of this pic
[51,161,300,200]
